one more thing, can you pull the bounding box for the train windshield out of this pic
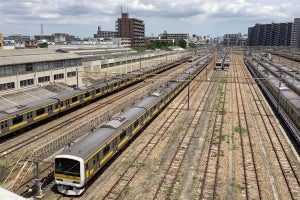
[55,158,80,177]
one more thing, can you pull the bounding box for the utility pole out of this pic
[35,162,44,199]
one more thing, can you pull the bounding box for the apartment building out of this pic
[291,18,300,48]
[115,12,145,47]
[248,22,293,46]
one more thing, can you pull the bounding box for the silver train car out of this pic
[245,58,300,143]
[214,52,230,71]
[54,57,211,195]
[0,56,193,138]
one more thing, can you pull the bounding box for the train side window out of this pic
[55,103,59,109]
[13,116,23,125]
[120,131,126,140]
[86,163,89,170]
[103,145,110,157]
[96,88,100,93]
[72,96,78,102]
[36,108,45,116]
[85,92,90,98]
[93,156,97,165]
[60,101,64,107]
[48,105,53,111]
[134,120,139,128]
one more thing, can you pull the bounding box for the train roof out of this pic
[50,88,84,100]
[60,104,147,159]
[0,98,57,119]
[62,127,115,159]
[254,60,300,110]
[58,84,173,160]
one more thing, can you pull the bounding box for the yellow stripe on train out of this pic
[9,121,28,131]
[100,151,113,166]
[33,113,49,121]
[118,136,129,149]
[55,173,80,181]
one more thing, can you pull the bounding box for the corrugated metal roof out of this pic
[0,48,82,66]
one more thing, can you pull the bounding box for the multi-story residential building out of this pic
[291,18,300,48]
[222,33,247,46]
[248,22,293,46]
[115,12,145,47]
[94,26,118,39]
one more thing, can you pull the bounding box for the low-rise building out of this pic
[159,31,189,43]
[0,48,83,93]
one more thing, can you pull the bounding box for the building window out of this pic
[67,71,76,77]
[54,73,64,80]
[0,82,15,91]
[0,66,14,76]
[25,64,33,72]
[38,76,50,83]
[53,61,64,69]
[70,60,75,66]
[20,79,34,87]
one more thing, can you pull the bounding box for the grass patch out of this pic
[218,134,226,141]
[219,109,226,115]
[234,126,247,133]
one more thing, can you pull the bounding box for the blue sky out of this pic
[0,0,299,38]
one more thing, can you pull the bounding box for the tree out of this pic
[178,39,187,49]
[189,42,195,48]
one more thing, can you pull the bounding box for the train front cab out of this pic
[55,155,85,195]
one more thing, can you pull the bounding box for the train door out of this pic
[48,104,53,116]
[95,88,101,97]
[112,138,118,152]
[0,120,8,135]
[26,112,33,123]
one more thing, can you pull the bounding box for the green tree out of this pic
[189,42,195,48]
[178,39,187,49]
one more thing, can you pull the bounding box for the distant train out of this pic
[245,57,300,143]
[54,56,212,195]
[214,52,230,71]
[0,56,193,138]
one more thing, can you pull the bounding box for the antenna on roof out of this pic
[41,24,44,36]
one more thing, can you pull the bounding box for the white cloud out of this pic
[0,0,299,37]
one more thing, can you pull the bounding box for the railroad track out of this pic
[195,71,227,199]
[0,81,149,159]
[83,61,212,199]
[232,55,262,199]
[0,63,188,193]
[0,61,187,159]
[239,55,300,199]
[153,70,219,200]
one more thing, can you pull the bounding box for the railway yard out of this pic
[0,50,300,199]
